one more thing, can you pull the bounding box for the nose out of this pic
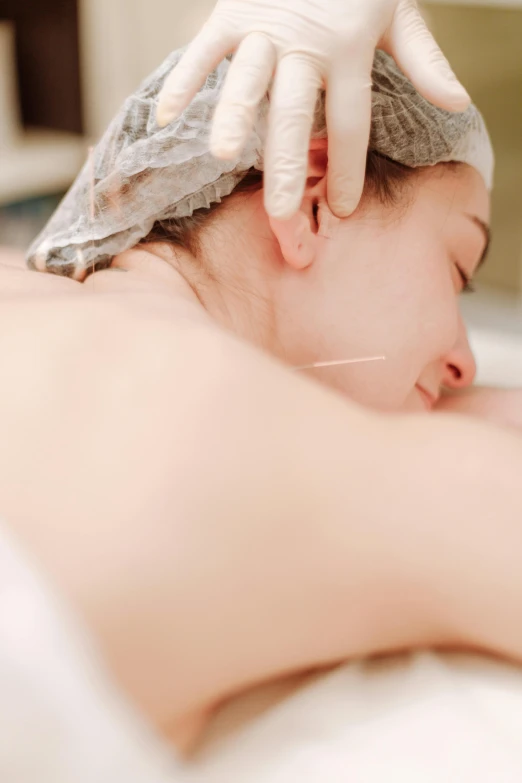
[442,313,477,390]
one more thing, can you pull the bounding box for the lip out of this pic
[416,385,437,411]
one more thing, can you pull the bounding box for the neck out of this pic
[175,193,281,353]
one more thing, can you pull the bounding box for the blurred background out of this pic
[0,0,521,329]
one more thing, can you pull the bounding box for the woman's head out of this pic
[27,47,493,412]
[28,50,493,283]
[139,143,490,413]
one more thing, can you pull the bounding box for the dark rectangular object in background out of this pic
[0,0,83,134]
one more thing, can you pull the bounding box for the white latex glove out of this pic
[156,0,470,221]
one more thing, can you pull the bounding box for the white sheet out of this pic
[188,324,522,782]
[470,327,522,388]
[0,524,183,783]
[191,654,522,782]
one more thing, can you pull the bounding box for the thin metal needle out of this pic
[293,356,386,372]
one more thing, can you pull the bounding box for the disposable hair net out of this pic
[27,49,494,279]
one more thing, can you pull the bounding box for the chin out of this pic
[317,373,423,415]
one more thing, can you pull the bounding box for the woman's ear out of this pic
[268,210,318,270]
[268,139,341,270]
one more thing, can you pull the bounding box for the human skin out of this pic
[128,148,489,415]
[0,158,521,747]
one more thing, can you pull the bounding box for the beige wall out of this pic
[129,0,216,79]
[425,3,522,292]
[79,0,215,138]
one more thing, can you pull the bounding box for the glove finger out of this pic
[211,33,277,160]
[325,54,373,218]
[384,1,470,112]
[264,55,322,221]
[156,20,238,127]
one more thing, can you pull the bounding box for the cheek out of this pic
[353,276,458,408]
[415,298,459,361]
[409,259,460,363]
[306,233,460,410]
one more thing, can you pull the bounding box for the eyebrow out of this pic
[466,214,491,268]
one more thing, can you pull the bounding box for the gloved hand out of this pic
[156,0,470,221]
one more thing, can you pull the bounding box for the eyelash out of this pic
[455,263,475,295]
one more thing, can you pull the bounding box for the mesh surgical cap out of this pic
[27,49,494,280]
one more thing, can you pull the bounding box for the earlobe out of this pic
[269,195,341,269]
[268,211,318,270]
